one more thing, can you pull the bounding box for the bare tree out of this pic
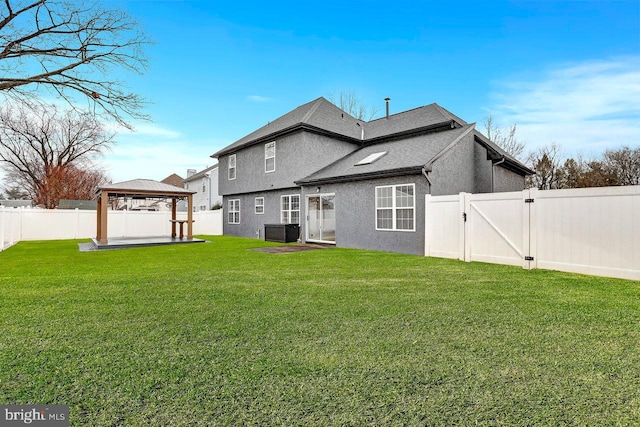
[602,146,640,186]
[328,90,378,121]
[0,0,149,127]
[484,114,526,160]
[0,182,29,199]
[0,100,113,208]
[557,156,588,189]
[526,143,563,189]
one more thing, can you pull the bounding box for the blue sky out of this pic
[95,1,639,181]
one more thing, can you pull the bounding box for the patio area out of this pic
[79,236,206,252]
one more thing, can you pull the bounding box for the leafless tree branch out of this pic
[328,90,379,121]
[0,0,150,127]
[484,114,526,160]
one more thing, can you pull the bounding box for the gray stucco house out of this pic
[211,97,533,255]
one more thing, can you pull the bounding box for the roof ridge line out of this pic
[367,103,437,123]
[301,98,324,123]
[432,103,468,125]
[425,123,476,167]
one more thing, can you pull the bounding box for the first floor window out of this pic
[228,199,240,224]
[255,197,264,214]
[281,194,300,224]
[375,184,415,231]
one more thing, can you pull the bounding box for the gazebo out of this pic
[94,179,198,248]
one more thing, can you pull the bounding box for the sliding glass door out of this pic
[306,194,335,243]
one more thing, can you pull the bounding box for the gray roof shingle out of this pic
[211,97,364,158]
[365,103,467,139]
[211,97,533,176]
[296,124,476,185]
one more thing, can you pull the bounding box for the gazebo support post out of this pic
[171,198,177,238]
[96,193,102,242]
[97,190,109,244]
[187,194,193,239]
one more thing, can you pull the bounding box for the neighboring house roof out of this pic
[296,124,477,185]
[161,173,185,188]
[58,199,97,210]
[184,164,218,183]
[0,199,32,208]
[97,179,195,196]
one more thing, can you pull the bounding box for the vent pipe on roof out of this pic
[385,97,391,119]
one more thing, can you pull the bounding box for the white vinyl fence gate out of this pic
[425,186,640,281]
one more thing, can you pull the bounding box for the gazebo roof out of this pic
[97,179,195,197]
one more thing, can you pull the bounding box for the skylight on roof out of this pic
[355,151,387,166]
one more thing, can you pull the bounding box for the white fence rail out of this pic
[0,208,223,251]
[426,186,640,281]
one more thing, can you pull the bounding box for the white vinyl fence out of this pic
[425,186,640,281]
[0,208,223,251]
[1,206,22,251]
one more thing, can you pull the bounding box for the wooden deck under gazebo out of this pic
[92,179,205,249]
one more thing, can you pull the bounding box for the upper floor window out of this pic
[281,194,300,224]
[375,184,415,231]
[265,141,276,173]
[228,154,236,180]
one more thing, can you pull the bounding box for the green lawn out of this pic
[0,237,639,426]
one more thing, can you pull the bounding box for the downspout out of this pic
[492,157,505,192]
[422,165,432,193]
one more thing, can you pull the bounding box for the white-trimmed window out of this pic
[228,154,236,180]
[228,199,240,224]
[265,141,276,173]
[281,194,300,224]
[375,184,415,231]
[255,197,264,214]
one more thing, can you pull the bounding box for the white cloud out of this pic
[104,138,218,183]
[247,95,273,102]
[122,124,183,139]
[102,122,230,183]
[488,56,640,158]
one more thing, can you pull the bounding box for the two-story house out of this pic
[211,97,533,255]
[184,165,222,211]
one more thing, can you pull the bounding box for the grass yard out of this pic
[0,236,639,426]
